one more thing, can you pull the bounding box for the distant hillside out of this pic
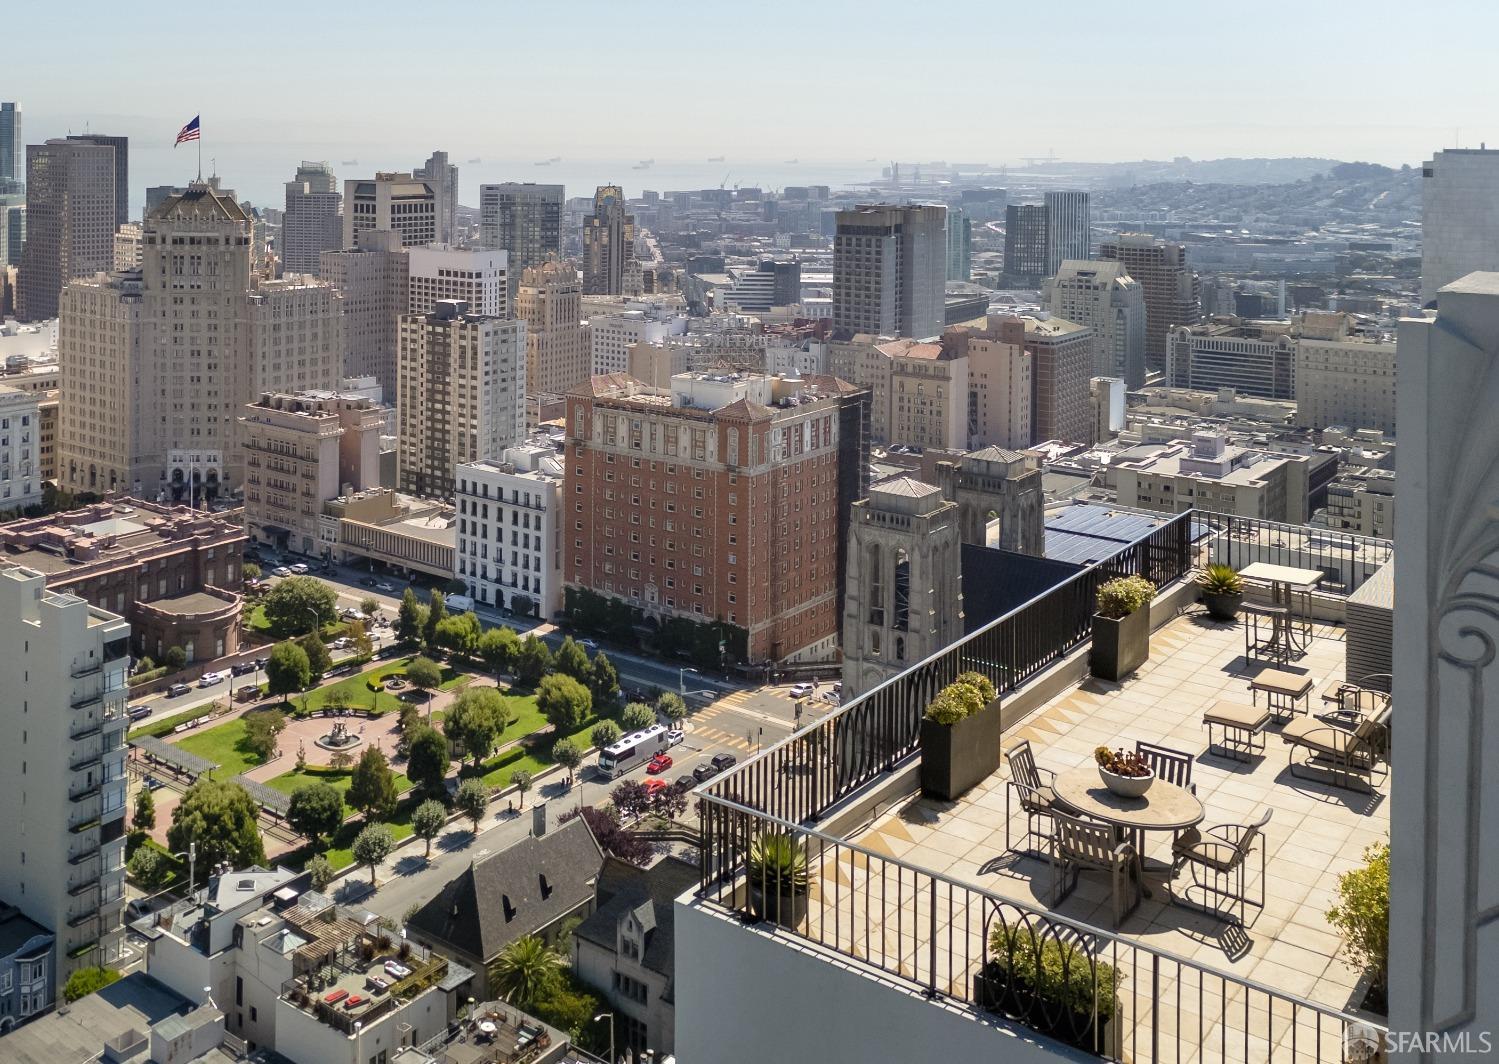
[1092,163,1421,224]
[1095,157,1352,185]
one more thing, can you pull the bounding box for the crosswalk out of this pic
[687,722,757,752]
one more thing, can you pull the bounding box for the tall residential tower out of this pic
[832,203,946,339]
[281,160,341,276]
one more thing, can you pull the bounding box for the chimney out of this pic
[532,800,552,837]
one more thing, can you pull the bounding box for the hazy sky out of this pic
[8,0,1497,205]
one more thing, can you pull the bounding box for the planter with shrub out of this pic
[974,923,1121,1056]
[919,672,1003,801]
[1326,842,1388,1016]
[745,830,809,929]
[1090,575,1155,682]
[1199,564,1245,622]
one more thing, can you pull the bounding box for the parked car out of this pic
[711,752,738,772]
[198,671,225,687]
[290,563,309,575]
[643,777,668,796]
[230,661,256,676]
[674,774,698,792]
[253,657,269,671]
[666,729,684,748]
[340,607,360,620]
[789,682,815,698]
[167,682,191,697]
[359,576,378,588]
[579,638,599,653]
[331,637,352,650]
[127,704,153,722]
[376,582,395,592]
[646,753,673,775]
[693,763,719,783]
[273,566,292,577]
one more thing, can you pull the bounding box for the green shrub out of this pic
[129,666,169,687]
[1326,842,1389,1008]
[746,831,808,894]
[986,925,1118,1019]
[1095,575,1155,620]
[922,676,992,725]
[1199,564,1244,595]
[63,967,121,1003]
[954,671,997,704]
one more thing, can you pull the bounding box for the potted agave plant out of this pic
[975,923,1121,1055]
[1094,745,1154,799]
[919,672,1003,801]
[1199,564,1245,622]
[1089,575,1155,682]
[746,830,809,928]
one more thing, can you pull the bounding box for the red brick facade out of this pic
[564,375,844,664]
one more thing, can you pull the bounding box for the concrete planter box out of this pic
[974,962,1120,1058]
[920,697,1003,801]
[1090,606,1151,682]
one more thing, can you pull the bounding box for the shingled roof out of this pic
[407,816,604,964]
[574,855,699,986]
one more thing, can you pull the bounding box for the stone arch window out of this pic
[867,543,884,626]
[893,548,910,633]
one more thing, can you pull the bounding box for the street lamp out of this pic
[594,1012,615,1064]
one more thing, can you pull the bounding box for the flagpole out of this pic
[198,128,202,181]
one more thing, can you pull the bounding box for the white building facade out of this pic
[1045,259,1146,389]
[1420,148,1499,304]
[455,443,563,620]
[407,245,508,318]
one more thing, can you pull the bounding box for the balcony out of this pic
[68,845,100,866]
[69,721,102,741]
[69,782,101,803]
[68,872,100,897]
[694,510,1391,1063]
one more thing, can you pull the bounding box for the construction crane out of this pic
[1021,150,1060,167]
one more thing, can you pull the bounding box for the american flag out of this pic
[174,115,200,146]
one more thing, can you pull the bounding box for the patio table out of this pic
[1053,764,1205,897]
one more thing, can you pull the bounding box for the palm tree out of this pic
[489,935,562,1010]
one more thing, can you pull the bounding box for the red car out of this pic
[643,778,669,796]
[646,753,673,774]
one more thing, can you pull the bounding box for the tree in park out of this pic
[478,625,520,676]
[423,590,446,651]
[551,737,584,783]
[242,562,262,584]
[297,632,333,684]
[395,588,428,646]
[652,782,689,822]
[621,701,656,732]
[554,637,592,684]
[511,769,534,808]
[436,612,481,659]
[266,641,311,697]
[133,786,156,833]
[405,725,452,794]
[360,595,381,619]
[352,822,395,886]
[348,746,399,822]
[514,635,552,687]
[286,782,345,847]
[490,935,562,1011]
[443,687,512,766]
[347,618,374,661]
[655,691,688,725]
[411,798,448,858]
[307,853,336,891]
[405,656,443,713]
[127,845,170,891]
[611,779,651,821]
[262,575,339,634]
[590,720,622,752]
[589,652,620,706]
[509,593,536,619]
[537,674,592,731]
[242,708,287,761]
[454,777,490,832]
[168,780,266,872]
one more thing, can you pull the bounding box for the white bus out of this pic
[597,723,670,779]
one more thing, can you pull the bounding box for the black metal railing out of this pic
[708,511,1195,828]
[1196,510,1392,594]
[698,803,1376,1063]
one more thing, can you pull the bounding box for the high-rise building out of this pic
[479,182,564,302]
[343,172,439,248]
[320,229,409,393]
[1293,312,1397,434]
[588,306,684,377]
[832,204,946,340]
[1022,314,1092,443]
[111,222,141,271]
[1420,148,1499,305]
[17,138,117,321]
[842,478,962,697]
[946,206,971,282]
[517,260,588,400]
[414,150,458,244]
[1099,233,1201,373]
[57,181,343,498]
[581,185,636,295]
[240,391,385,555]
[0,564,131,979]
[282,160,341,277]
[0,201,24,267]
[0,384,43,511]
[1001,203,1047,286]
[455,442,563,619]
[65,134,128,231]
[407,245,507,318]
[946,316,1032,449]
[0,102,20,186]
[1167,319,1296,400]
[880,336,969,450]
[564,372,852,664]
[1045,259,1147,388]
[1042,190,1090,275]
[396,299,525,498]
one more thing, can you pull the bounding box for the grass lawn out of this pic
[247,603,350,642]
[459,707,608,790]
[129,703,223,740]
[264,765,412,804]
[172,713,283,779]
[279,656,477,717]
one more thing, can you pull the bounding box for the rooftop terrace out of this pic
[695,510,1392,1063]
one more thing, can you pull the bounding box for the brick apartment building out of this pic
[564,371,863,665]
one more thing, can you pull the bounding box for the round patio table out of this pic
[1052,765,1205,897]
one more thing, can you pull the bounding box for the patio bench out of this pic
[1248,669,1315,722]
[1203,701,1272,761]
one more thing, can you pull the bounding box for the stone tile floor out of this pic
[807,612,1388,1061]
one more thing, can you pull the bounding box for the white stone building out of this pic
[1044,259,1146,389]
[455,441,563,619]
[0,382,42,510]
[408,244,507,318]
